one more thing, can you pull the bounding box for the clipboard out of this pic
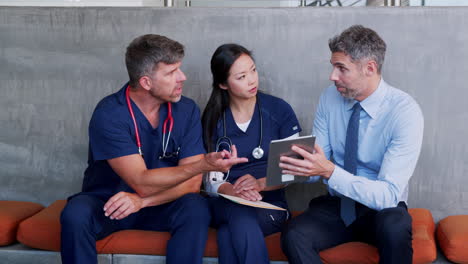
[266,135,315,187]
[218,193,286,211]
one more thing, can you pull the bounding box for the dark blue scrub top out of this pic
[210,93,301,201]
[81,83,205,199]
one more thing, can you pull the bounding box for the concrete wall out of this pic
[1,6,467,220]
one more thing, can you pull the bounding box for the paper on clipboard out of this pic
[218,193,286,211]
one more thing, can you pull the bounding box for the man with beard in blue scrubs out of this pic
[60,34,247,264]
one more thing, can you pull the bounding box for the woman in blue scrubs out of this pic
[201,44,302,264]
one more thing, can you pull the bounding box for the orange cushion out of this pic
[17,201,437,263]
[16,200,126,253]
[410,208,437,264]
[16,199,289,260]
[319,208,437,264]
[265,232,287,260]
[17,200,65,250]
[0,200,44,246]
[320,242,379,264]
[436,215,468,263]
[96,228,219,256]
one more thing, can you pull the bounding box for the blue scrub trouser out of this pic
[281,195,412,264]
[208,197,289,264]
[60,193,211,264]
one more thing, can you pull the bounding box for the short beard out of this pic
[341,88,359,99]
[336,84,360,100]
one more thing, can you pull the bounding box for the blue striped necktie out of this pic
[341,102,362,226]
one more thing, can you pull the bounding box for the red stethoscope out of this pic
[125,85,175,159]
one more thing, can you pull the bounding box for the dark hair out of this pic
[328,25,386,73]
[201,44,253,152]
[125,34,184,88]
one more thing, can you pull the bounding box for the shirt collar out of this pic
[345,78,388,119]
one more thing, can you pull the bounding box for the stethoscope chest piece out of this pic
[252,146,264,159]
[218,95,264,160]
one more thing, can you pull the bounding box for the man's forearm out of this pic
[136,156,207,196]
[110,148,247,197]
[141,174,203,207]
[109,154,206,197]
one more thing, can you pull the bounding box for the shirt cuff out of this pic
[327,165,354,196]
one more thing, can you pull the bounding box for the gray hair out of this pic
[125,34,184,88]
[328,25,386,73]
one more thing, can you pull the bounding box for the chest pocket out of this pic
[159,137,181,165]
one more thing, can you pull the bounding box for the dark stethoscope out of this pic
[215,96,264,160]
[126,85,179,159]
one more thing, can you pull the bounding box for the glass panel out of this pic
[410,0,468,6]
[178,0,300,7]
[1,0,467,7]
[177,0,367,7]
[306,0,366,6]
[0,0,164,6]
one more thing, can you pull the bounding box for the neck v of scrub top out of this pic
[126,95,176,161]
[127,100,168,132]
[225,102,260,136]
